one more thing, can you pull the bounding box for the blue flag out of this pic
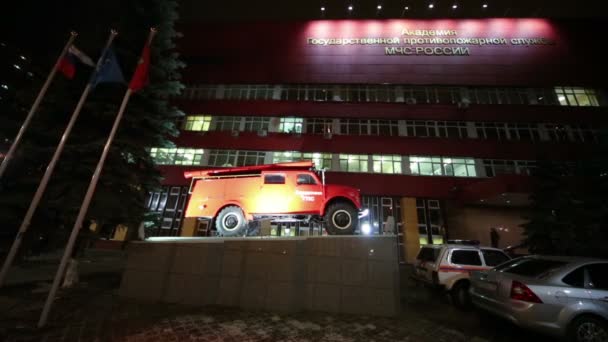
[89,47,125,88]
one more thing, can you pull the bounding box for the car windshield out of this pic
[417,247,441,262]
[494,257,567,278]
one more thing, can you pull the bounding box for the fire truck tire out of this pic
[216,206,248,237]
[324,202,357,235]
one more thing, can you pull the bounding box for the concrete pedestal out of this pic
[119,236,400,316]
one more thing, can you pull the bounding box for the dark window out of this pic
[496,258,566,278]
[296,174,316,185]
[264,174,285,184]
[417,247,440,262]
[562,267,585,288]
[450,250,482,266]
[587,263,608,290]
[481,249,510,267]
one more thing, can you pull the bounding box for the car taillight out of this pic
[510,281,542,303]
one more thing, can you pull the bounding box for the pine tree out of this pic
[0,0,184,256]
[523,134,608,258]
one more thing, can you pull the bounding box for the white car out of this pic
[412,242,511,308]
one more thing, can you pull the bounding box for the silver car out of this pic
[470,255,608,342]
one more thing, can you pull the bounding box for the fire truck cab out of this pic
[184,161,366,236]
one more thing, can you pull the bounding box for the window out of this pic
[339,119,398,136]
[339,154,368,172]
[182,84,605,107]
[149,148,204,166]
[417,247,441,262]
[545,124,570,141]
[476,122,508,140]
[243,117,270,132]
[495,258,566,278]
[372,155,402,174]
[207,150,238,167]
[569,124,598,143]
[264,174,285,184]
[236,151,266,166]
[306,118,333,135]
[450,250,482,266]
[555,87,599,107]
[481,249,510,267]
[484,160,516,177]
[183,115,212,131]
[508,123,540,141]
[273,151,332,170]
[562,267,585,288]
[214,116,242,131]
[207,150,265,167]
[443,158,477,177]
[296,174,316,185]
[587,263,608,290]
[279,117,303,133]
[410,156,476,177]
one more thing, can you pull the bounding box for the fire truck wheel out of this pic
[216,206,247,237]
[324,202,357,235]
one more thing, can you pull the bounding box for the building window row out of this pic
[149,148,543,178]
[180,84,605,107]
[182,115,601,144]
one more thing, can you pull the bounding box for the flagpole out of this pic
[0,30,117,289]
[38,28,157,328]
[0,32,78,180]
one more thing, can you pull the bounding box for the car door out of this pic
[292,172,324,214]
[475,249,511,296]
[585,263,608,315]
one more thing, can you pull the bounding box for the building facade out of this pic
[146,18,606,262]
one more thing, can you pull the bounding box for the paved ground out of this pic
[0,249,552,342]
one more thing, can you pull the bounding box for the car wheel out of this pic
[568,315,608,342]
[324,202,357,235]
[215,206,247,237]
[450,281,472,310]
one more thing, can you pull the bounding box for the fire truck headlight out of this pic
[361,222,371,235]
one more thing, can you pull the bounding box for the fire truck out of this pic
[183,161,368,236]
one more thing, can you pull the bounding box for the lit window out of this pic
[410,156,476,177]
[272,151,332,170]
[554,87,599,107]
[304,152,332,170]
[372,155,402,174]
[279,117,303,133]
[339,154,368,172]
[183,115,212,131]
[149,148,204,166]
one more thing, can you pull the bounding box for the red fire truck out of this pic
[183,161,367,236]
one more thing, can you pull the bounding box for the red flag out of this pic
[58,55,76,79]
[57,46,94,79]
[128,43,150,92]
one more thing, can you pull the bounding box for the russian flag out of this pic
[58,46,94,79]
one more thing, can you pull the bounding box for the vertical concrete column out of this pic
[400,197,420,264]
[180,217,198,237]
[112,224,129,241]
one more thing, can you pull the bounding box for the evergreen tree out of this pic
[523,134,608,258]
[0,0,184,256]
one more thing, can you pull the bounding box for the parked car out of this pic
[470,255,608,342]
[412,243,511,308]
